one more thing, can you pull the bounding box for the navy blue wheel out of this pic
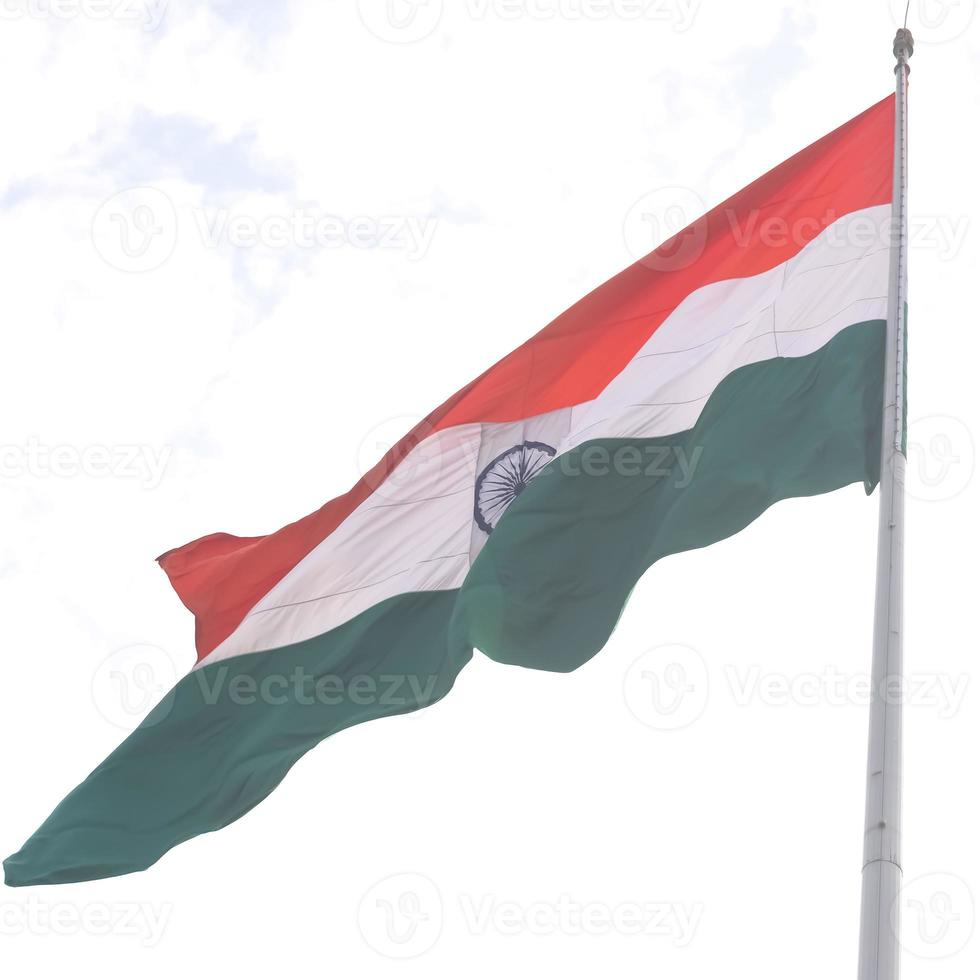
[474,440,556,534]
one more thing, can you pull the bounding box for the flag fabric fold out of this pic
[5,94,895,886]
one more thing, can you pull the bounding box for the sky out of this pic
[0,1,978,978]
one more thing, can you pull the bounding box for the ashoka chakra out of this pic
[474,440,556,534]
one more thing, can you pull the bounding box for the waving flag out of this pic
[5,94,895,886]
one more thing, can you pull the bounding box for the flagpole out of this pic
[857,27,912,980]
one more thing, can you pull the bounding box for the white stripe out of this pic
[199,204,891,667]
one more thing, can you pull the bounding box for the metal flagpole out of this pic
[857,26,912,980]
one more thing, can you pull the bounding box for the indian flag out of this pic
[5,94,896,886]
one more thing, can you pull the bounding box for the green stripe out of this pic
[4,319,884,886]
[451,319,885,672]
[4,590,470,886]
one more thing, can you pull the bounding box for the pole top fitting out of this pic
[893,28,914,63]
